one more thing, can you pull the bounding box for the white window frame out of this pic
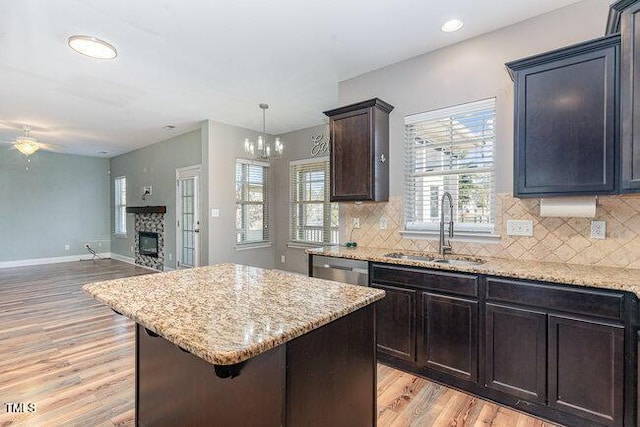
[402,98,499,242]
[288,157,338,247]
[235,158,270,248]
[114,176,127,236]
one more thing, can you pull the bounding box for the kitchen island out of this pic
[83,263,384,427]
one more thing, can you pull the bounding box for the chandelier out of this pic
[244,103,283,160]
[14,127,40,156]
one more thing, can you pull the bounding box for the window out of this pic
[236,159,269,245]
[289,158,338,245]
[114,176,127,235]
[404,98,496,235]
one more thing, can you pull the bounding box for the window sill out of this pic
[235,242,273,251]
[400,229,501,244]
[286,242,337,250]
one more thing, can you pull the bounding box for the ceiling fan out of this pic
[2,126,63,157]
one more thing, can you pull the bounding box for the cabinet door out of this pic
[330,109,372,201]
[419,293,478,383]
[371,283,416,362]
[512,37,618,196]
[485,303,547,403]
[621,2,640,191]
[548,315,624,427]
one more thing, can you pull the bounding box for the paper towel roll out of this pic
[539,197,596,218]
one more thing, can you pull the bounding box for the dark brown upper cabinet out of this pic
[619,1,640,191]
[506,35,620,198]
[323,98,394,202]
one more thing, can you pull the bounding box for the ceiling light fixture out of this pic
[162,125,176,130]
[14,127,40,156]
[68,35,118,59]
[441,19,464,33]
[244,103,283,160]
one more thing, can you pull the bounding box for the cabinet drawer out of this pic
[371,264,478,297]
[486,277,624,321]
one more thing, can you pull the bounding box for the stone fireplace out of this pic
[126,206,166,271]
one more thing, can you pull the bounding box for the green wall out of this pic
[0,150,110,262]
[109,129,203,269]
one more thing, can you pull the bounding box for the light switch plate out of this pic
[506,220,534,237]
[590,220,606,239]
[211,208,220,217]
[353,218,360,229]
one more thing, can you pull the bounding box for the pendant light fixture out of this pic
[244,103,283,160]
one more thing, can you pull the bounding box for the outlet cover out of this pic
[64,244,70,251]
[281,255,286,263]
[506,220,534,237]
[379,216,388,230]
[590,220,606,239]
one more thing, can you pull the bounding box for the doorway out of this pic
[176,165,201,268]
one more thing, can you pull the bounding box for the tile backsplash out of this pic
[344,193,640,269]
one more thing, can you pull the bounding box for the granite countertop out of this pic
[308,246,640,298]
[83,263,384,366]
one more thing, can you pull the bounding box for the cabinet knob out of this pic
[380,153,386,163]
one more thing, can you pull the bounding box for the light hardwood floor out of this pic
[0,260,558,426]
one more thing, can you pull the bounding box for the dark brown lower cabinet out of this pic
[548,315,625,427]
[485,303,547,403]
[419,293,478,383]
[370,283,416,362]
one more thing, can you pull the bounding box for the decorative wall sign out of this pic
[310,134,329,157]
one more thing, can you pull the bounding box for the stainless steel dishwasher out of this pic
[311,255,369,286]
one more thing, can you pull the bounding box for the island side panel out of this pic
[286,304,376,427]
[135,325,286,427]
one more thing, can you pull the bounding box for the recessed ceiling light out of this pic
[68,35,117,60]
[441,19,464,33]
[162,125,176,130]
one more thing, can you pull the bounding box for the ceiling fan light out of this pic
[68,35,117,60]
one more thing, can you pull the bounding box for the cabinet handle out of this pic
[380,153,386,163]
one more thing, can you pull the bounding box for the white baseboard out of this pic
[0,253,112,269]
[109,253,136,265]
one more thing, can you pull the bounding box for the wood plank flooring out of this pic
[0,260,559,426]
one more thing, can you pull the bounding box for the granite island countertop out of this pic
[308,246,640,298]
[83,263,384,366]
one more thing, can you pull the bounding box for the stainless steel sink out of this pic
[383,252,437,262]
[384,252,484,266]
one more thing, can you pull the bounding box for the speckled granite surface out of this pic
[308,246,640,297]
[83,263,384,366]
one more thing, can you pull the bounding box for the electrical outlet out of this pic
[281,255,286,263]
[168,253,173,261]
[64,244,70,251]
[379,216,388,230]
[590,220,606,239]
[506,220,534,237]
[130,246,135,253]
[353,218,360,229]
[211,208,220,217]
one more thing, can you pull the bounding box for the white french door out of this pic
[176,165,201,268]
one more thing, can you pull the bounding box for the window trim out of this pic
[235,158,270,247]
[114,175,127,237]
[402,98,497,239]
[288,157,338,246]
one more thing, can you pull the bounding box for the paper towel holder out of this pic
[539,196,597,218]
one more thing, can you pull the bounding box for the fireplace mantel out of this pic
[126,206,167,214]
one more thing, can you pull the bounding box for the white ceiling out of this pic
[0,0,584,157]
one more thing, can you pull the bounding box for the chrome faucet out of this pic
[439,192,454,257]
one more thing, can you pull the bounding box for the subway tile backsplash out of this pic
[344,193,640,269]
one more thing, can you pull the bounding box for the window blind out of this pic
[114,176,127,235]
[404,98,496,233]
[289,158,338,245]
[236,159,270,244]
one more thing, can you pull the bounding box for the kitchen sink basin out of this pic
[383,252,485,266]
[383,252,437,262]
